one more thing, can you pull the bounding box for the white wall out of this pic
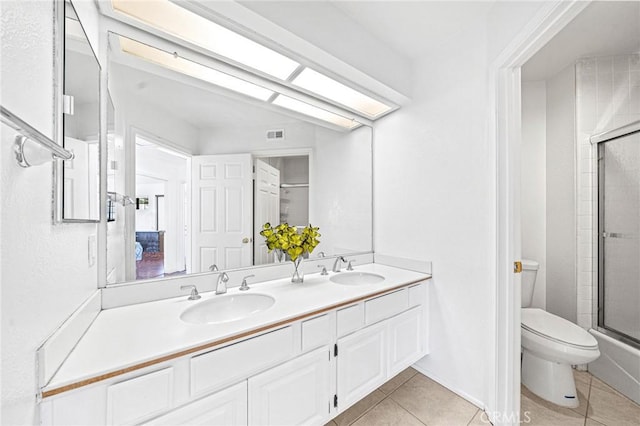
[521,81,547,309]
[0,1,99,424]
[374,44,493,406]
[373,2,546,409]
[314,126,372,255]
[198,121,317,155]
[546,65,577,323]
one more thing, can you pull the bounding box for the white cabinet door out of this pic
[254,159,280,265]
[191,154,253,272]
[144,381,247,426]
[387,306,424,377]
[248,347,331,426]
[336,321,386,412]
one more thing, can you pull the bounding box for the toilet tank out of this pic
[521,259,539,307]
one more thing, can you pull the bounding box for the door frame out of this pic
[491,1,590,424]
[251,147,314,241]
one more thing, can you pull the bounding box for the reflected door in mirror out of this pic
[192,154,253,272]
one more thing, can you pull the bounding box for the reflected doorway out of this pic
[135,135,189,279]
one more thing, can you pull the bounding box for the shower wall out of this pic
[575,53,640,403]
[575,53,640,330]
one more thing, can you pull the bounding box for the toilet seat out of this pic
[521,308,598,349]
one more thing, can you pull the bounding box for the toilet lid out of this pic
[521,308,598,349]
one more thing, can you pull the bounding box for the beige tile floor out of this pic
[326,368,640,426]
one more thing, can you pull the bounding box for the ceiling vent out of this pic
[266,129,285,141]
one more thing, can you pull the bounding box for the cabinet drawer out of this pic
[144,381,247,426]
[302,314,331,352]
[107,367,173,425]
[191,326,294,396]
[409,283,426,307]
[336,304,364,337]
[365,289,408,325]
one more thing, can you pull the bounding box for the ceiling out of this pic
[102,1,640,127]
[523,1,640,81]
[109,61,302,131]
[329,1,495,59]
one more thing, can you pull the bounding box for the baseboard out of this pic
[37,290,102,388]
[411,361,485,409]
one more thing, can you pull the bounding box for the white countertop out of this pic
[44,263,430,393]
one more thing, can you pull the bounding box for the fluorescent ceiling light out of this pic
[272,95,360,129]
[112,0,299,80]
[119,37,274,101]
[292,68,392,118]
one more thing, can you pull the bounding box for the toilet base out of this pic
[522,350,579,408]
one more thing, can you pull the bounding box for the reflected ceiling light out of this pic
[111,0,299,80]
[65,17,86,41]
[119,37,274,101]
[292,68,392,118]
[272,95,360,129]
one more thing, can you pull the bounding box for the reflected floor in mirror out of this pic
[325,368,640,426]
[136,253,186,280]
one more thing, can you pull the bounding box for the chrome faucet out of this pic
[239,274,254,291]
[180,285,201,301]
[332,256,347,273]
[346,260,355,271]
[215,272,229,295]
[209,264,219,272]
[317,264,328,275]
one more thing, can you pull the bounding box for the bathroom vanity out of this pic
[39,264,430,425]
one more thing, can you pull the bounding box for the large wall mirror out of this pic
[57,0,101,222]
[106,32,373,285]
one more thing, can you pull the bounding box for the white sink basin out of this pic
[180,294,275,325]
[330,272,385,286]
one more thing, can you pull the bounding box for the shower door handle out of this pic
[602,232,631,239]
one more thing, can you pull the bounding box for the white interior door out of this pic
[192,154,253,271]
[254,159,280,265]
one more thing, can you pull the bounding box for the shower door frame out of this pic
[591,120,640,350]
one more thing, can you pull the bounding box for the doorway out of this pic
[253,154,310,265]
[493,2,591,423]
[135,135,189,279]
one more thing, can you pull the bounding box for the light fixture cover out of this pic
[119,36,274,101]
[272,95,360,129]
[292,68,392,118]
[112,0,300,80]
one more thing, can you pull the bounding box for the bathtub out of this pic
[589,329,640,404]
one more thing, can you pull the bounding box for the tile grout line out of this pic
[346,370,420,426]
[583,373,592,426]
[382,391,428,426]
[466,408,481,426]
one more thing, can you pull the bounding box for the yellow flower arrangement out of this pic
[259,223,321,262]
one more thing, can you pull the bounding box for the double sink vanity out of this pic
[40,262,431,426]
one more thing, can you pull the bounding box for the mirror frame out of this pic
[54,0,102,224]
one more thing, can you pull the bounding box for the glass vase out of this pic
[291,257,304,283]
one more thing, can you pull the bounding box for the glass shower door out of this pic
[598,130,640,344]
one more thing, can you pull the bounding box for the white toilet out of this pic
[521,259,600,408]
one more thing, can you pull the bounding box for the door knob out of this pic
[242,237,249,244]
